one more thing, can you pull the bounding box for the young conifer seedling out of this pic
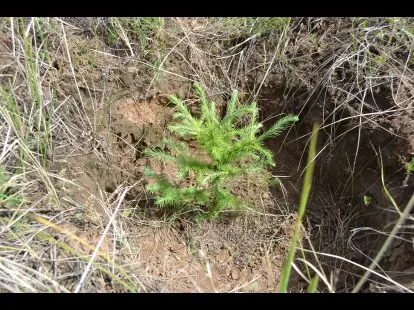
[143,83,298,221]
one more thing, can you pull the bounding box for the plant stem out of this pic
[279,123,319,292]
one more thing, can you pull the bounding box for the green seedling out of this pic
[144,83,298,221]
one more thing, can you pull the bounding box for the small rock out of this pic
[170,243,187,257]
[216,251,230,263]
[147,88,159,98]
[119,72,134,86]
[177,86,187,99]
[230,268,240,280]
[127,66,137,73]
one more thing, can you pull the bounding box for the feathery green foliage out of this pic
[406,157,414,174]
[144,83,298,220]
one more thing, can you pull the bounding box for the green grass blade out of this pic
[279,123,319,293]
[379,150,401,215]
[307,275,319,293]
